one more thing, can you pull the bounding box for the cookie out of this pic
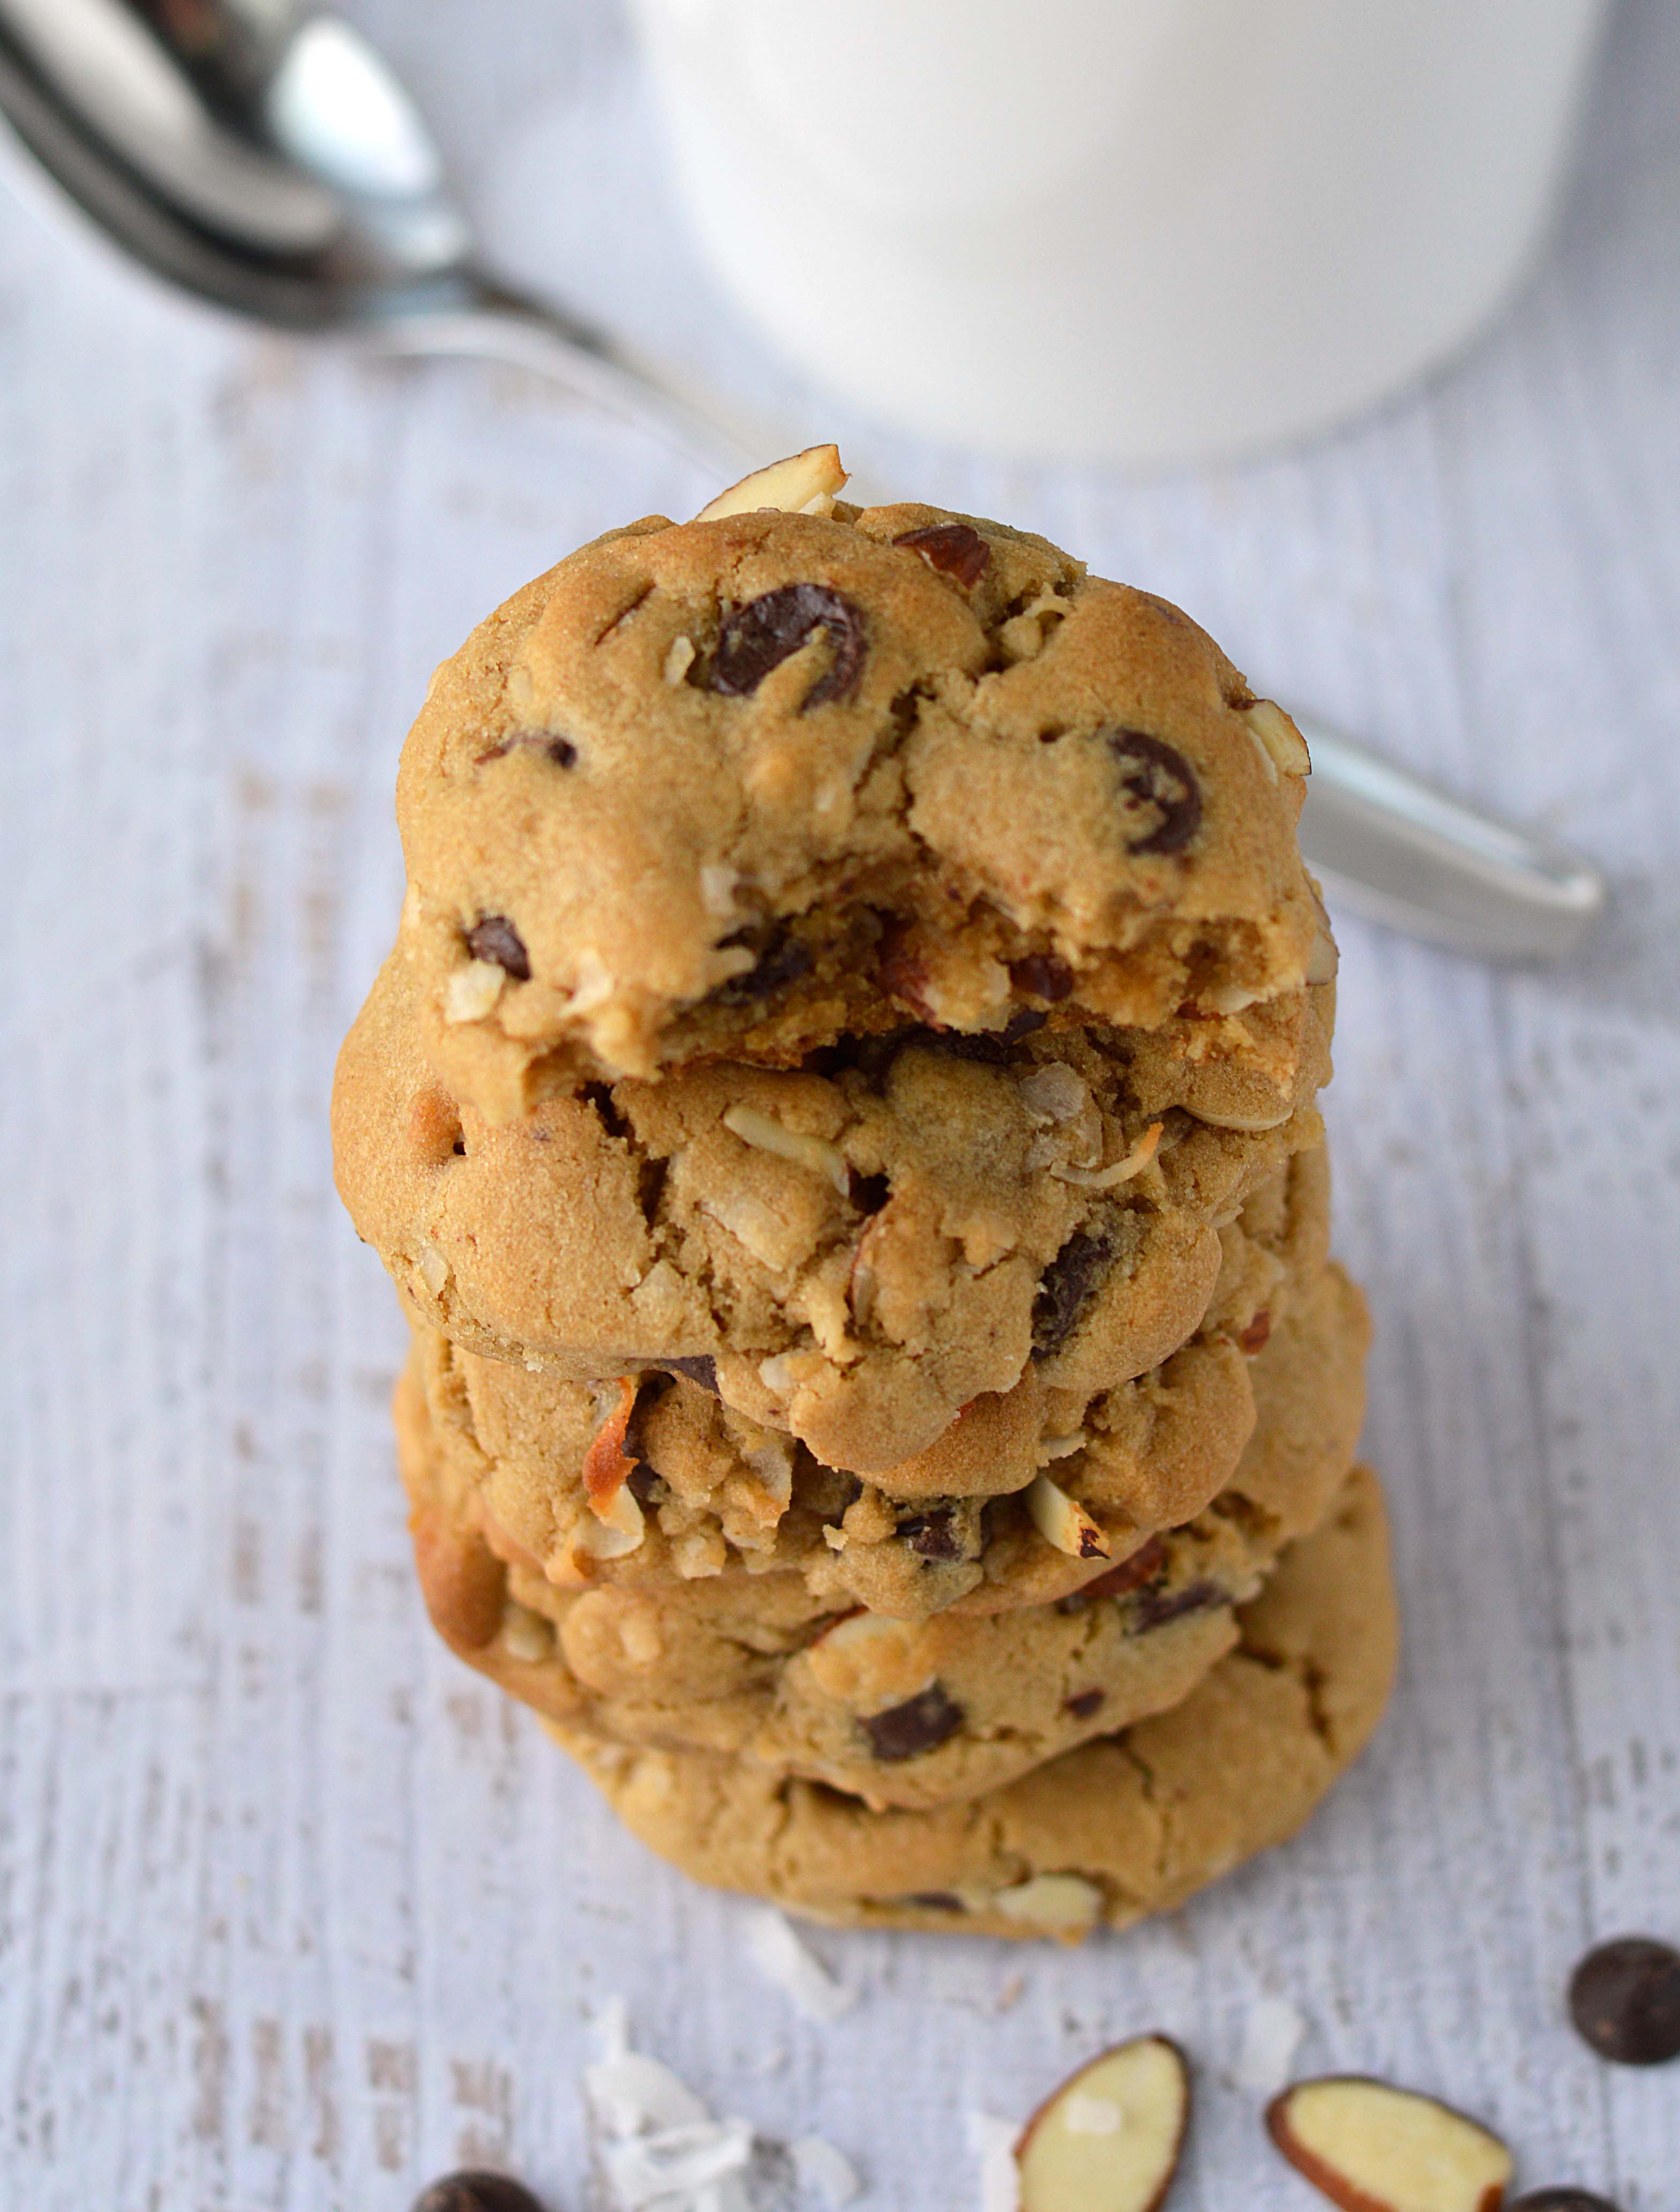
[402,1340,1359,1814]
[393,495,1331,1111]
[542,1462,1396,1938]
[399,1224,1363,1626]
[335,949,1331,1474]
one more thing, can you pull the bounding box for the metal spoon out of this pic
[0,0,1607,962]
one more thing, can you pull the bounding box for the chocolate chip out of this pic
[1132,1578,1226,1632]
[626,1461,664,1506]
[861,1683,964,1761]
[1056,1538,1169,1613]
[709,584,867,710]
[1107,729,1203,856]
[892,521,991,588]
[1008,953,1075,1002]
[1508,2193,1623,2212]
[714,926,813,1006]
[411,2171,548,2212]
[1569,1937,1680,2064]
[1065,1688,1106,1720]
[896,1506,962,1561]
[906,1890,965,1911]
[1238,1309,1272,1355]
[659,1355,719,1394]
[546,737,578,768]
[464,916,530,980]
[1032,1228,1116,1357]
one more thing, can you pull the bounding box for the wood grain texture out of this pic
[2,3,1678,2206]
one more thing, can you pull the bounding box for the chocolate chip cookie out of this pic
[542,1461,1394,1937]
[335,949,1331,1474]
[394,498,1330,1114]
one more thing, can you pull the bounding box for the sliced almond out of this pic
[1016,2035,1190,2212]
[582,1379,646,1540]
[723,1102,850,1198]
[1025,1473,1111,1560]
[1266,2077,1512,2212]
[1244,698,1312,779]
[695,445,849,522]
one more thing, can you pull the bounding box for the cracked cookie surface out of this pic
[335,951,1331,1475]
[394,500,1329,1112]
[542,1461,1396,1938]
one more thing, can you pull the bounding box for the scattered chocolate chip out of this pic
[1107,729,1203,856]
[464,916,530,981]
[1509,2193,1623,2212]
[709,584,867,710]
[1032,1228,1116,1357]
[862,1683,964,1761]
[658,1355,719,1394]
[896,1506,963,1561]
[411,2174,548,2212]
[1065,1687,1106,1720]
[1239,1309,1273,1355]
[1132,1578,1226,1632]
[714,926,814,1006]
[1569,1937,1680,2065]
[892,521,991,588]
[1008,953,1075,1002]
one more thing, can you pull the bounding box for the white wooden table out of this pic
[3,3,1678,2206]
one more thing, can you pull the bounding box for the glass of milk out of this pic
[626,0,1610,466]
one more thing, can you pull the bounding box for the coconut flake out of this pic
[585,2008,755,2212]
[1016,1063,1088,1125]
[744,1907,859,2022]
[1234,1993,1307,2097]
[445,958,506,1024]
[968,2111,1022,2212]
[791,2134,861,2205]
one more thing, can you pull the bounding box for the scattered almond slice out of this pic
[722,1102,850,1197]
[1025,1473,1111,1560]
[1016,2035,1190,2212]
[1266,2076,1512,2212]
[694,444,849,521]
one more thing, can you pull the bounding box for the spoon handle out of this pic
[370,292,766,480]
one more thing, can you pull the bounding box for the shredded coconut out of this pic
[967,2111,1022,2212]
[744,1907,859,2023]
[791,2133,861,2204]
[445,958,506,1025]
[584,2002,861,2212]
[664,635,698,686]
[1234,1994,1307,2097]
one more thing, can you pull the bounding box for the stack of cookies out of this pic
[333,449,1397,1942]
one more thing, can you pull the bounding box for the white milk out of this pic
[627,0,1610,465]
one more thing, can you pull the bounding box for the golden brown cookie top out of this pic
[395,477,1327,1116]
